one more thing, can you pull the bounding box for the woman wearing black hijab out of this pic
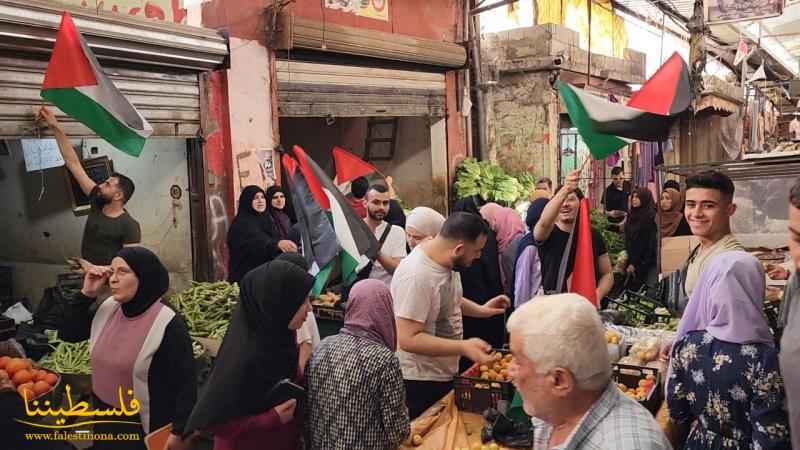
[265,185,301,245]
[452,196,504,357]
[227,186,298,284]
[59,247,196,450]
[625,187,659,289]
[185,260,314,450]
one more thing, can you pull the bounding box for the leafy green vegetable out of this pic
[454,158,525,205]
[590,209,624,264]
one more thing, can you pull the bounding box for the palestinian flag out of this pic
[41,12,152,157]
[570,198,597,307]
[558,52,690,159]
[332,146,376,183]
[282,145,379,295]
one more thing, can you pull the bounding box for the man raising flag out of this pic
[532,168,613,305]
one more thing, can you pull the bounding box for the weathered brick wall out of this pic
[480,24,645,180]
[486,71,558,179]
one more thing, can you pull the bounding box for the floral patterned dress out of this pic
[667,331,790,450]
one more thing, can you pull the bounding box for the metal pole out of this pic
[587,0,592,87]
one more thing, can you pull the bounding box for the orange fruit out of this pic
[0,356,9,369]
[5,359,25,376]
[33,381,51,396]
[0,369,8,380]
[12,369,33,385]
[44,373,59,386]
[34,370,49,382]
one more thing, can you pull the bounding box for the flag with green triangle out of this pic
[41,12,152,157]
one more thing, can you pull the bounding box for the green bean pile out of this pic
[170,282,239,357]
[40,339,91,375]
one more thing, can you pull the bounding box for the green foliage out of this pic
[514,171,537,195]
[454,158,525,206]
[590,208,625,263]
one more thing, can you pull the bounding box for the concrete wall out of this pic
[485,70,559,180]
[0,138,192,306]
[279,117,438,210]
[479,24,645,180]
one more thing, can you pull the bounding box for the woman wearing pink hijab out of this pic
[305,279,409,450]
[480,203,526,296]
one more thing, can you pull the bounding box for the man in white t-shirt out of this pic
[392,212,510,418]
[364,184,407,285]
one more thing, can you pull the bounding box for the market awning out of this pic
[0,0,228,71]
[659,154,800,181]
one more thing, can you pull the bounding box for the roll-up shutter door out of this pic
[0,56,201,138]
[0,0,227,138]
[268,16,466,69]
[277,60,446,118]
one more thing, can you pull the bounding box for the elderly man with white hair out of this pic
[507,294,671,450]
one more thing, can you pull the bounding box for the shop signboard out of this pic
[325,0,389,21]
[705,0,785,24]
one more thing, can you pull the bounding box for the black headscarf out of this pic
[265,185,294,240]
[452,195,483,216]
[515,198,549,266]
[276,252,309,271]
[185,260,314,433]
[115,247,170,317]
[227,186,281,283]
[625,187,656,242]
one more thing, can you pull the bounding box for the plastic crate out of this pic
[605,297,654,325]
[612,363,662,415]
[454,350,516,414]
[625,291,664,312]
[312,304,345,322]
[56,273,83,301]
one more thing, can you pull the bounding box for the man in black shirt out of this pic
[39,107,141,265]
[603,166,629,229]
[533,169,614,302]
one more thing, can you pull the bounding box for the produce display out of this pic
[39,338,91,375]
[621,337,661,365]
[590,210,624,263]
[605,330,621,344]
[0,356,60,400]
[311,291,342,308]
[477,352,514,382]
[454,158,526,205]
[617,374,656,402]
[170,282,239,357]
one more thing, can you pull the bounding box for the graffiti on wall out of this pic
[54,0,187,24]
[207,193,229,280]
[325,0,389,21]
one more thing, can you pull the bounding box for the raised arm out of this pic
[38,106,96,196]
[533,169,579,242]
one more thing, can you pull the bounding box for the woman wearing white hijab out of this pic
[404,207,445,250]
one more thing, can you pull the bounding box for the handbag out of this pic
[661,244,701,316]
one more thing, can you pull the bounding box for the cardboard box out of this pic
[660,235,699,275]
